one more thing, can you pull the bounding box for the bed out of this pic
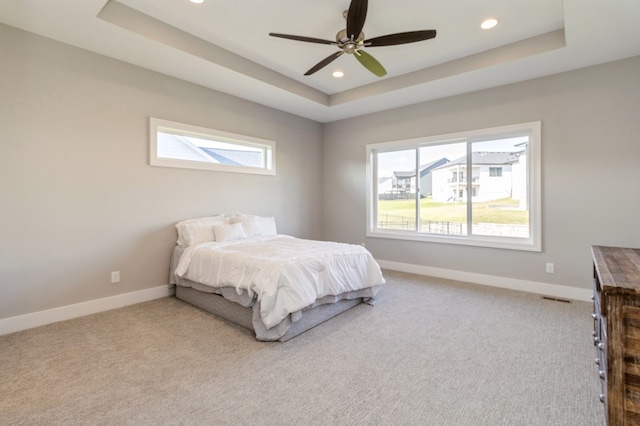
[169,214,385,341]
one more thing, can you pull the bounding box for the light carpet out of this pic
[0,270,605,425]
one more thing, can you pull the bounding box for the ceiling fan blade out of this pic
[304,51,344,76]
[365,30,437,47]
[269,33,336,45]
[354,50,387,77]
[346,0,368,40]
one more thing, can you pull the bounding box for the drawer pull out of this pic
[598,343,605,351]
[591,294,595,301]
[592,330,597,337]
[599,394,606,403]
[599,370,606,379]
[595,358,600,366]
[594,336,600,344]
[592,313,599,320]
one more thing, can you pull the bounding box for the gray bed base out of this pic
[175,285,373,342]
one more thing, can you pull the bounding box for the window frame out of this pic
[366,121,541,252]
[149,117,276,175]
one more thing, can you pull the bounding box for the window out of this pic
[366,122,541,251]
[149,118,275,175]
[489,167,503,177]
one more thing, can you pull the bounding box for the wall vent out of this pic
[541,296,571,304]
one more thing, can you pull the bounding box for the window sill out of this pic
[367,229,541,252]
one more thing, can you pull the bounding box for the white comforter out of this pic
[174,235,385,329]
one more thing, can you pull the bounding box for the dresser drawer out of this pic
[593,288,607,404]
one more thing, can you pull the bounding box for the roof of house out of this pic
[199,147,262,167]
[420,158,450,178]
[437,151,523,168]
[394,171,415,179]
[393,158,450,179]
[157,133,263,167]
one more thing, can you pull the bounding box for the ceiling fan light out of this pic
[481,18,498,30]
[190,0,204,4]
[333,71,345,78]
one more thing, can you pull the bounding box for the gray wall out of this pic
[2,20,639,322]
[323,56,640,290]
[0,24,323,319]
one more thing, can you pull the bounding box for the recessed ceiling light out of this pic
[481,18,498,30]
[332,71,344,78]
[190,0,204,4]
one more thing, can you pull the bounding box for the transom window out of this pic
[149,118,275,175]
[366,122,541,251]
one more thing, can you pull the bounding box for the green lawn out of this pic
[378,197,528,224]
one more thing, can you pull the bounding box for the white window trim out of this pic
[149,117,276,176]
[366,121,542,252]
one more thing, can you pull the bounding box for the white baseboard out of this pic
[0,285,175,337]
[1,263,590,337]
[377,260,592,302]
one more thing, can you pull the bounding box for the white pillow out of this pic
[212,222,247,242]
[229,214,277,237]
[175,215,228,247]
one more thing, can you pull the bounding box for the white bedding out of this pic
[174,235,385,329]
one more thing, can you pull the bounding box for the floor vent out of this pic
[542,296,571,304]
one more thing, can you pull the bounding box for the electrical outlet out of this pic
[545,263,555,274]
[111,271,120,283]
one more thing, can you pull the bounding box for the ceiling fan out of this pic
[269,0,437,77]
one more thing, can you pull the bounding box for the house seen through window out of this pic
[367,122,541,251]
[149,118,275,175]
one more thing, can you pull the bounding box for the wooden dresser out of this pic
[592,246,640,425]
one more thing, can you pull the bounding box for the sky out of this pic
[377,136,528,177]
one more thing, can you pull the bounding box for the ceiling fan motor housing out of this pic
[336,29,365,53]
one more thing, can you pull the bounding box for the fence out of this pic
[378,192,416,200]
[378,214,465,235]
[377,214,528,238]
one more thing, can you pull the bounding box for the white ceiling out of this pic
[1,0,639,123]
